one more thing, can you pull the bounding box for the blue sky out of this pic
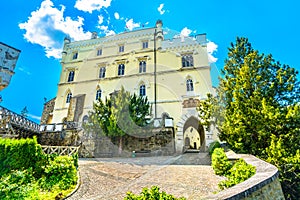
[1,0,300,123]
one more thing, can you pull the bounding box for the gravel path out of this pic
[67,154,223,200]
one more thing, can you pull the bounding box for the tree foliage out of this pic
[198,37,300,199]
[86,86,151,154]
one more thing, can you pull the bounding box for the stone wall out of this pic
[78,127,175,158]
[205,152,285,200]
[38,130,78,146]
[40,98,56,125]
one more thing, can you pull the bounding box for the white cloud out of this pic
[125,19,140,31]
[158,4,165,15]
[98,25,116,36]
[180,27,192,37]
[178,27,192,42]
[19,0,91,59]
[98,15,104,24]
[74,0,112,13]
[207,41,218,63]
[114,12,120,20]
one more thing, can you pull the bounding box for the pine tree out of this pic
[86,86,150,154]
[198,37,300,199]
[20,106,28,118]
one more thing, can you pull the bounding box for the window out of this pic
[99,67,106,78]
[142,41,148,49]
[118,64,125,76]
[140,85,146,96]
[67,70,75,82]
[66,92,72,103]
[97,49,102,56]
[182,54,194,67]
[139,61,146,73]
[119,45,124,52]
[186,79,194,92]
[96,89,102,100]
[72,52,78,60]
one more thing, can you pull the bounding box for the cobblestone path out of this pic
[67,153,223,200]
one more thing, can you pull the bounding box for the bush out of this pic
[124,186,186,200]
[218,158,256,189]
[211,148,232,176]
[0,138,78,199]
[208,141,221,155]
[39,155,78,190]
[0,169,39,200]
[0,137,44,176]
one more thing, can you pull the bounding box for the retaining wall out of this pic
[205,152,285,200]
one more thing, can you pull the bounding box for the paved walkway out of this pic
[67,153,223,200]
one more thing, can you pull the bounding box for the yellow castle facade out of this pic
[47,20,217,153]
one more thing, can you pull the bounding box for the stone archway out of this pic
[175,109,207,153]
[183,116,205,151]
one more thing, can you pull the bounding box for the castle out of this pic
[41,20,218,154]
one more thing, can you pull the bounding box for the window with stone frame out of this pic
[119,45,124,52]
[118,63,125,76]
[97,48,102,56]
[186,79,194,92]
[67,70,75,82]
[99,67,106,78]
[142,41,148,49]
[72,52,78,60]
[140,84,146,96]
[139,60,146,73]
[182,54,194,67]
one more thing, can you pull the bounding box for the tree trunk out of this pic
[118,136,122,155]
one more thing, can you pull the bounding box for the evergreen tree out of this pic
[86,86,150,154]
[20,106,28,118]
[198,37,300,199]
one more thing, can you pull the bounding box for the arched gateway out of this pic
[175,98,208,153]
[183,116,205,151]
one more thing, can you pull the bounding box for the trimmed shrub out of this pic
[39,155,78,190]
[218,158,256,189]
[211,148,232,176]
[0,137,78,199]
[208,141,221,155]
[0,137,44,176]
[124,186,186,200]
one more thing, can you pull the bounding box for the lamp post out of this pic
[154,28,157,119]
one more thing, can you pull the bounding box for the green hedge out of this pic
[211,148,256,190]
[211,148,232,176]
[0,137,43,176]
[218,158,256,189]
[0,137,78,199]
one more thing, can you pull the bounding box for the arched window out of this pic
[139,61,146,73]
[96,89,102,100]
[140,84,146,96]
[67,70,75,82]
[118,64,125,76]
[66,92,72,103]
[186,79,194,92]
